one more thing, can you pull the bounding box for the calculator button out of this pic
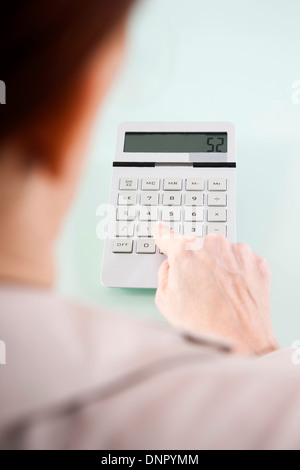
[139,207,158,221]
[114,222,134,237]
[117,207,136,221]
[119,178,138,191]
[183,223,203,237]
[136,239,156,254]
[184,207,204,222]
[162,207,181,222]
[140,192,159,206]
[160,222,181,234]
[162,192,181,206]
[113,239,133,253]
[207,193,227,206]
[136,222,155,237]
[207,224,227,236]
[186,178,205,191]
[141,178,160,191]
[117,193,137,205]
[207,208,227,222]
[185,193,204,206]
[208,178,227,191]
[163,178,182,191]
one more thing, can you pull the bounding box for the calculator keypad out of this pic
[114,177,228,254]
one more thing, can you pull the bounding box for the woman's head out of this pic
[0,0,136,286]
[0,0,136,172]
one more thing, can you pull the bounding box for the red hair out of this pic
[0,0,136,170]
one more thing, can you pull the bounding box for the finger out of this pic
[154,222,180,258]
[203,233,239,271]
[233,243,255,269]
[154,223,203,264]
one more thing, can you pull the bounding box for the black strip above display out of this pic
[113,162,155,167]
[113,162,236,168]
[193,162,236,168]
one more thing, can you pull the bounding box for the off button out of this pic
[113,239,133,253]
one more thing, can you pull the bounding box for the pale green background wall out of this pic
[56,0,300,347]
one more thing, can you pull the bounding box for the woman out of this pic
[0,0,298,450]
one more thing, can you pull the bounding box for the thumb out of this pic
[157,259,169,292]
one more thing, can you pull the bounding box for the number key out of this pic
[184,223,203,237]
[162,192,181,206]
[162,207,181,222]
[185,193,204,206]
[136,239,156,254]
[140,192,159,206]
[136,222,155,237]
[139,207,158,221]
[184,207,204,222]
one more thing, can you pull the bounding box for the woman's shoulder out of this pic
[0,284,226,431]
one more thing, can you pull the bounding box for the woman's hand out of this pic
[154,223,279,355]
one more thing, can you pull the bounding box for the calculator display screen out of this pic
[124,132,227,153]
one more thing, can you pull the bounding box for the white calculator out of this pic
[101,122,236,288]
